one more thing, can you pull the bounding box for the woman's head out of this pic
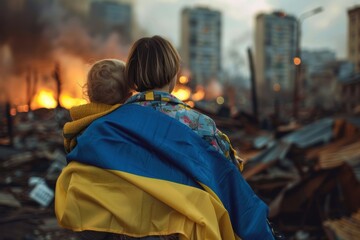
[125,35,180,92]
[86,59,130,105]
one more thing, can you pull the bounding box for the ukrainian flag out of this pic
[55,104,274,240]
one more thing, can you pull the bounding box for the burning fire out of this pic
[179,76,189,84]
[18,78,206,112]
[191,86,205,102]
[31,90,57,109]
[29,89,87,110]
[60,94,87,109]
[172,83,206,103]
[172,84,191,101]
[186,101,195,108]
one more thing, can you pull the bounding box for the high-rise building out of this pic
[181,7,222,88]
[89,0,133,43]
[254,11,297,116]
[348,6,360,73]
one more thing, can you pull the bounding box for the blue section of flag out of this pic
[67,104,274,240]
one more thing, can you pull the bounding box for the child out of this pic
[63,59,131,153]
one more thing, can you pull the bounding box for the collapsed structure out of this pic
[0,106,359,239]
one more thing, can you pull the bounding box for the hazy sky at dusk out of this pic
[135,0,359,70]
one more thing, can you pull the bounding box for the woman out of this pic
[55,36,276,240]
[125,35,242,170]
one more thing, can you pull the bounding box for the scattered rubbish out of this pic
[29,181,54,207]
[0,192,21,208]
[323,210,360,240]
[28,177,46,187]
[0,106,359,239]
[0,108,77,239]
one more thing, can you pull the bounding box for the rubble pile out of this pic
[0,108,78,240]
[323,209,360,239]
[217,115,360,240]
[1,105,359,240]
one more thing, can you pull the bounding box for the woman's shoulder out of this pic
[178,107,217,131]
[186,105,215,121]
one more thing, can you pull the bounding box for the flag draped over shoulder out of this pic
[63,103,121,153]
[55,104,274,240]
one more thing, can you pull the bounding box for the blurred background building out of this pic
[89,0,133,43]
[180,6,222,89]
[301,50,336,77]
[341,6,360,114]
[254,11,297,119]
[348,6,360,73]
[300,50,336,109]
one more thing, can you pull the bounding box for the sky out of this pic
[134,0,359,75]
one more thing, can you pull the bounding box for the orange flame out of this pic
[60,94,87,109]
[10,108,16,116]
[186,100,195,108]
[191,86,205,102]
[31,89,57,109]
[30,89,87,110]
[172,84,191,101]
[17,105,29,112]
[179,76,189,84]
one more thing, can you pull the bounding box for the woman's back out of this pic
[125,91,238,166]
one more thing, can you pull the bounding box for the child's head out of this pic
[125,35,180,93]
[86,59,130,105]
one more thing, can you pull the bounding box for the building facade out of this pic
[89,0,133,43]
[295,47,356,112]
[340,73,360,114]
[301,49,336,76]
[181,7,222,88]
[348,6,360,73]
[254,11,298,117]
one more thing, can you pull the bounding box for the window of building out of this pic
[190,18,197,27]
[351,16,355,23]
[190,37,197,45]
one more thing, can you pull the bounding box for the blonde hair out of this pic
[86,59,130,105]
[125,35,180,92]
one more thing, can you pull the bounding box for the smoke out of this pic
[205,78,223,100]
[0,0,53,73]
[0,0,131,104]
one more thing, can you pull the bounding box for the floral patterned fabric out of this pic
[125,91,240,167]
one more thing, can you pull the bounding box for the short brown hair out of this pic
[86,59,130,105]
[125,35,180,92]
